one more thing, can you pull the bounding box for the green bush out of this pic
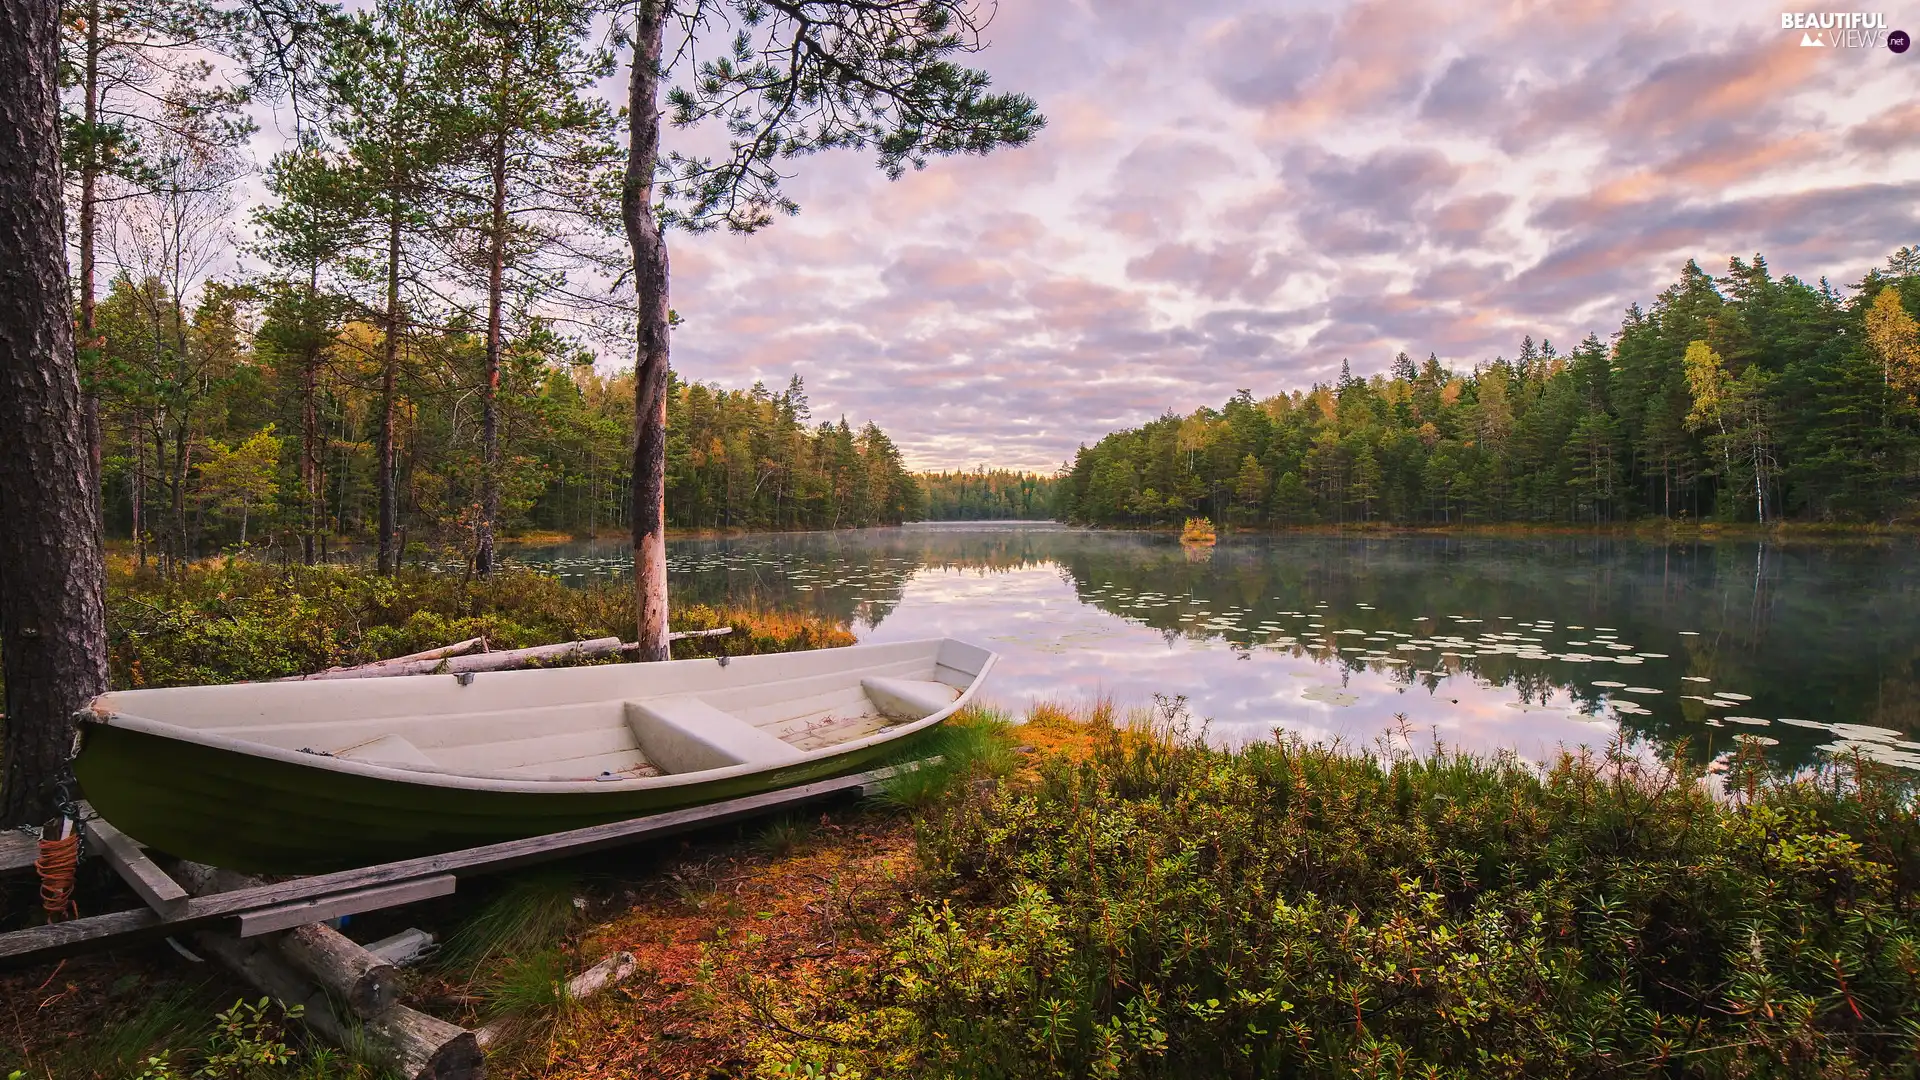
[882,708,1920,1078]
[106,560,853,688]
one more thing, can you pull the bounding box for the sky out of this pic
[226,0,1918,472]
[632,0,1918,472]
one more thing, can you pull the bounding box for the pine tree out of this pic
[319,0,463,573]
[440,0,619,574]
[618,0,1043,658]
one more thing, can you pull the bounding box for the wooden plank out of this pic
[0,907,167,959]
[237,875,456,938]
[83,814,188,915]
[0,829,39,873]
[0,761,915,967]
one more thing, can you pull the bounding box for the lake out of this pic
[500,522,1920,771]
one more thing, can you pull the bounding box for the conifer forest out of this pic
[1060,253,1920,528]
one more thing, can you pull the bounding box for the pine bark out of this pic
[302,291,320,565]
[623,0,671,661]
[0,0,111,826]
[378,200,401,575]
[476,73,509,577]
[78,0,102,499]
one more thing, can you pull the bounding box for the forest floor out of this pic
[6,696,1920,1080]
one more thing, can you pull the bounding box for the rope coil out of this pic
[36,826,80,922]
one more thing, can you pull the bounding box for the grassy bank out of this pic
[18,703,1918,1079]
[536,702,1914,1079]
[103,559,852,688]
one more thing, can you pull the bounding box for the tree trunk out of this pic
[302,262,322,565]
[78,0,102,503]
[133,414,146,568]
[623,0,671,662]
[0,0,111,826]
[377,200,401,575]
[172,423,190,568]
[476,82,508,576]
[302,347,319,564]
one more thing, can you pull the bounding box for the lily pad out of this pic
[1301,685,1358,707]
[1829,723,1903,742]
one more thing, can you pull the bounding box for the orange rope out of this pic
[35,831,80,922]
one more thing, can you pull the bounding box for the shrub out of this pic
[882,708,1920,1078]
[105,560,854,688]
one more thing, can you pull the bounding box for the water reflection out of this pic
[500,524,1920,770]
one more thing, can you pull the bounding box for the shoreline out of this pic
[1066,519,1920,543]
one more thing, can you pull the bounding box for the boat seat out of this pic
[625,697,806,774]
[861,677,961,721]
[333,733,439,770]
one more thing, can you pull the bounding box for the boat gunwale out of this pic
[78,640,995,795]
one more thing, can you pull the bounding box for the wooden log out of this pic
[566,950,638,1000]
[647,626,735,645]
[375,637,488,665]
[280,630,730,683]
[174,862,401,1019]
[473,950,638,1049]
[277,638,485,681]
[288,637,625,680]
[276,923,401,1018]
[190,930,481,1080]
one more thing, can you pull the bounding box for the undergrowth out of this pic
[0,983,393,1080]
[104,559,854,687]
[876,706,1022,811]
[752,702,1920,1079]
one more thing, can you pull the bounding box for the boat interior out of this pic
[90,640,989,783]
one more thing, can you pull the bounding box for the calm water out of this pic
[500,523,1920,771]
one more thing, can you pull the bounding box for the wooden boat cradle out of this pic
[2,762,936,1080]
[0,759,924,967]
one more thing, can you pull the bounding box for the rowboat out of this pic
[73,638,995,874]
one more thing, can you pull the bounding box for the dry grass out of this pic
[459,813,920,1079]
[455,698,1119,1079]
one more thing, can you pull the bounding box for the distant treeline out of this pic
[664,376,919,533]
[916,469,1059,520]
[1059,249,1920,527]
[92,272,921,558]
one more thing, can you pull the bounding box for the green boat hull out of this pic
[74,722,910,874]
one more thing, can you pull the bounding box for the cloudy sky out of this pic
[635,0,1918,471]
